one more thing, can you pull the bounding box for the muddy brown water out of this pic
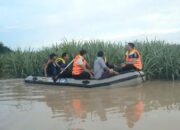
[0,79,180,130]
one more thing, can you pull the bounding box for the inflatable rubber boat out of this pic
[25,71,145,88]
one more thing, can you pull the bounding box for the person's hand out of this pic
[121,63,126,67]
[113,64,118,68]
[86,69,91,73]
[109,69,114,73]
[90,73,94,79]
[89,69,92,73]
[109,69,119,75]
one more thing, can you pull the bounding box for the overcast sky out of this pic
[0,0,180,48]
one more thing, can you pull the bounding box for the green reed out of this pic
[0,40,180,80]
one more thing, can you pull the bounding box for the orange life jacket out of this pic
[125,49,142,70]
[72,54,87,75]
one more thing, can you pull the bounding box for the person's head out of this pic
[62,52,69,61]
[126,42,135,51]
[79,49,87,57]
[97,51,104,57]
[49,53,57,61]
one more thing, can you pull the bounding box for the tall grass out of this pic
[0,40,180,80]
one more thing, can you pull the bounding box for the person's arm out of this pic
[77,58,90,72]
[99,58,110,71]
[77,59,94,79]
[44,60,50,77]
[55,61,61,68]
[79,64,90,72]
[99,59,119,74]
[78,64,94,79]
[86,63,94,73]
[86,63,91,70]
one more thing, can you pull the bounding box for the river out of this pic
[0,79,180,130]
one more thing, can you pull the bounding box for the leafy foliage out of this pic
[0,40,180,80]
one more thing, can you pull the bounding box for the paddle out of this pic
[138,71,145,82]
[52,59,74,82]
[60,59,74,74]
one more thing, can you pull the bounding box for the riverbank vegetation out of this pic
[0,40,180,80]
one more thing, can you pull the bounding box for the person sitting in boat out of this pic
[72,50,94,79]
[120,43,142,72]
[94,51,119,79]
[44,53,58,77]
[55,52,72,78]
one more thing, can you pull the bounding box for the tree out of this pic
[0,42,12,54]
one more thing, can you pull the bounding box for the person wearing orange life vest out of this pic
[72,50,94,79]
[121,43,142,72]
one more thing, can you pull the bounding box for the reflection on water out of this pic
[0,79,180,130]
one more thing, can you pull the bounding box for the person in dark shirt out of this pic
[56,52,72,78]
[44,53,58,77]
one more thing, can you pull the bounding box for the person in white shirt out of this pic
[94,51,119,79]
